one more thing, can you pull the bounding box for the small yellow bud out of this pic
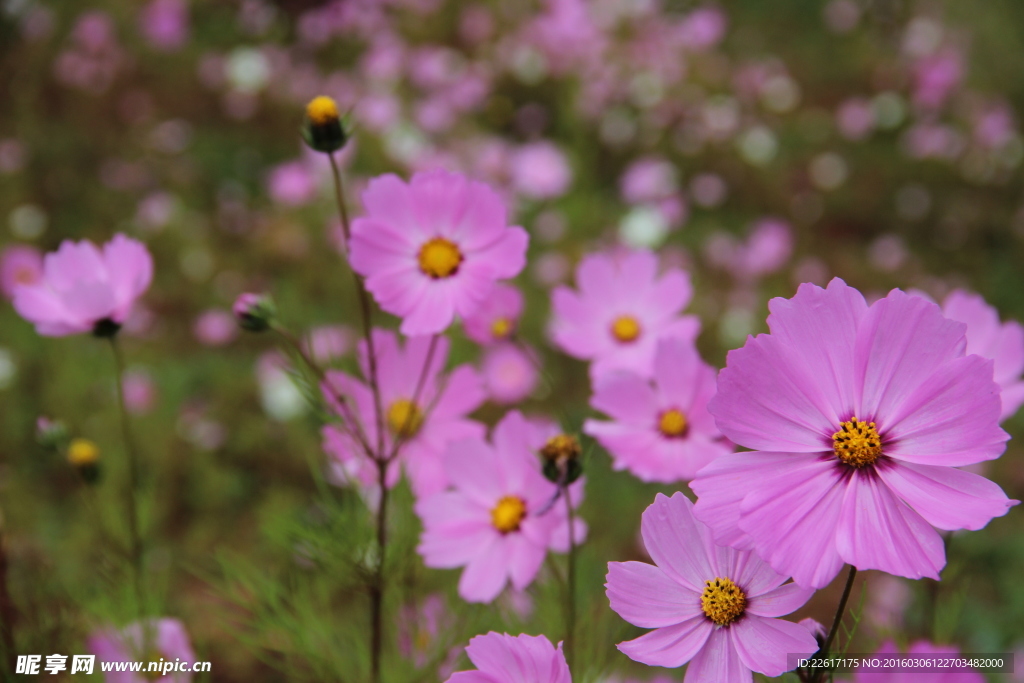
[541,434,581,464]
[67,438,100,467]
[306,96,340,125]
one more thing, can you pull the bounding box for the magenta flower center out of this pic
[491,495,527,533]
[418,237,463,279]
[832,417,882,468]
[658,409,689,438]
[610,315,642,343]
[701,576,747,626]
[490,316,513,339]
[387,399,424,438]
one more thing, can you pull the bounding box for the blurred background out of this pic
[2,0,1024,680]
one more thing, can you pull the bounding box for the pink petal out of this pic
[360,173,421,239]
[645,267,692,321]
[399,284,457,336]
[731,614,818,677]
[617,617,713,669]
[442,438,504,507]
[589,371,658,423]
[458,537,510,603]
[471,225,528,280]
[682,627,748,683]
[641,492,717,593]
[103,234,153,315]
[835,470,945,580]
[745,583,814,617]
[432,365,486,419]
[876,460,1017,530]
[506,533,546,591]
[44,239,105,292]
[59,281,117,322]
[606,561,703,628]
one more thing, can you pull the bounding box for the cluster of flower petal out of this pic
[606,493,817,682]
[444,632,571,683]
[321,330,485,497]
[691,278,1017,589]
[87,618,196,683]
[417,411,585,603]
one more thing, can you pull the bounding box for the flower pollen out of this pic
[491,495,527,533]
[387,399,424,438]
[490,316,513,339]
[306,96,339,125]
[701,577,747,626]
[610,315,641,343]
[658,408,689,438]
[832,417,882,468]
[418,237,463,279]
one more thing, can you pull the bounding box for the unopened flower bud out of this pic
[540,433,583,485]
[36,416,69,450]
[67,437,101,484]
[302,95,348,153]
[233,292,276,332]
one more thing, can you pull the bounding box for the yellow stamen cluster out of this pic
[305,95,340,125]
[418,237,463,279]
[491,495,527,533]
[387,399,424,438]
[832,417,882,468]
[701,577,747,626]
[610,315,641,343]
[658,409,689,438]
[491,316,513,339]
[67,438,99,466]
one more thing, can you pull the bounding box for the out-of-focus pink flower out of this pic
[88,618,197,683]
[322,330,485,497]
[193,309,238,346]
[551,249,699,380]
[584,337,732,482]
[676,6,728,51]
[417,411,585,603]
[912,49,963,110]
[462,284,523,345]
[483,343,539,405]
[902,123,964,160]
[267,161,318,206]
[865,574,911,633]
[527,0,605,75]
[848,641,984,682]
[620,157,679,204]
[349,170,528,336]
[122,369,157,415]
[1,245,43,299]
[836,97,876,141]
[13,234,153,337]
[398,594,451,667]
[606,493,816,677]
[139,0,189,51]
[973,105,1015,149]
[55,12,125,94]
[444,632,571,683]
[304,325,352,364]
[692,279,1015,589]
[738,218,793,279]
[942,290,1024,420]
[509,141,572,200]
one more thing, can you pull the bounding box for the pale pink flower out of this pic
[550,249,699,379]
[193,309,238,346]
[462,284,523,345]
[13,234,153,337]
[267,161,318,206]
[139,0,189,51]
[122,369,157,415]
[445,632,570,683]
[0,245,43,299]
[509,141,572,200]
[88,618,197,683]
[349,170,528,336]
[483,343,539,405]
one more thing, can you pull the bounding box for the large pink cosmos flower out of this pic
[846,641,983,682]
[349,170,529,336]
[462,283,524,345]
[445,632,571,683]
[584,337,732,483]
[13,234,153,337]
[87,618,197,682]
[692,279,1016,589]
[416,411,585,603]
[941,290,1024,421]
[606,493,816,682]
[321,330,485,497]
[550,249,699,379]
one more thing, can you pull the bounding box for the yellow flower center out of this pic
[490,316,513,339]
[418,237,463,279]
[67,438,99,466]
[305,95,340,125]
[387,399,424,438]
[832,417,882,468]
[701,577,747,626]
[610,315,641,343]
[491,495,527,533]
[658,409,688,438]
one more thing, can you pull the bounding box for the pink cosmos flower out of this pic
[267,161,318,206]
[122,369,157,415]
[509,141,572,200]
[550,249,699,379]
[0,244,43,299]
[87,618,197,683]
[349,170,529,336]
[482,343,539,404]
[322,330,485,497]
[462,283,524,345]
[13,234,153,337]
[444,632,570,683]
[193,309,238,346]
[606,493,817,681]
[941,290,1024,421]
[139,0,189,51]
[584,337,732,483]
[691,279,1016,589]
[846,641,984,682]
[416,411,585,603]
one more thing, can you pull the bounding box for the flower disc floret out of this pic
[658,408,688,438]
[833,417,882,468]
[387,399,424,438]
[491,495,527,533]
[611,315,641,343]
[418,237,463,279]
[701,577,746,626]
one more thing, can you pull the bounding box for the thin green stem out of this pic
[814,565,858,683]
[562,483,577,673]
[109,337,146,623]
[385,334,440,463]
[370,459,389,683]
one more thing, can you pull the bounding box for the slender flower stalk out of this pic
[0,518,16,674]
[562,481,577,672]
[809,565,858,683]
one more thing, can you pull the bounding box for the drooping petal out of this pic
[731,614,818,677]
[617,617,713,669]
[606,561,703,628]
